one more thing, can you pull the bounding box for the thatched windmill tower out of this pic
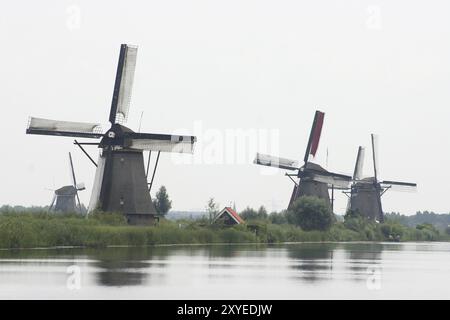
[254,110,352,211]
[27,44,197,225]
[347,135,417,222]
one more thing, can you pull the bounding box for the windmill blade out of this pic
[288,185,298,209]
[304,169,352,188]
[75,190,82,213]
[371,134,380,181]
[88,155,106,214]
[26,117,103,139]
[68,152,83,213]
[68,152,77,188]
[254,153,299,171]
[109,44,138,124]
[125,132,197,154]
[353,146,365,180]
[303,110,325,164]
[49,194,56,211]
[381,180,417,192]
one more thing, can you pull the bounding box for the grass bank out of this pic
[0,211,446,249]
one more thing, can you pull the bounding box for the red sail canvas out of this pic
[310,111,324,157]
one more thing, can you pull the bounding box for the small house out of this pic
[213,207,244,226]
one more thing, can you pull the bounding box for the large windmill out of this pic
[254,110,352,211]
[27,44,197,225]
[347,134,417,222]
[49,152,85,213]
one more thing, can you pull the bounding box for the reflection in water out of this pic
[89,246,188,287]
[344,243,383,281]
[1,242,450,299]
[285,243,337,282]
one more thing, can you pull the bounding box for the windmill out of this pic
[49,152,85,213]
[254,110,352,211]
[27,44,197,225]
[347,134,417,222]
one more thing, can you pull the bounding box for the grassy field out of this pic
[0,211,446,249]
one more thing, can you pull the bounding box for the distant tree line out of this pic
[385,211,450,231]
[236,198,449,240]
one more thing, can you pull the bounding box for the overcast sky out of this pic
[1,0,449,214]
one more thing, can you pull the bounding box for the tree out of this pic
[288,196,334,231]
[153,186,172,215]
[239,206,269,221]
[269,211,288,224]
[446,226,450,236]
[240,207,258,220]
[257,206,268,219]
[206,198,219,224]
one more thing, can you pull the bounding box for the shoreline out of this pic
[1,240,448,252]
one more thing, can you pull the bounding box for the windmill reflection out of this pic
[89,247,169,287]
[343,243,383,282]
[286,243,337,282]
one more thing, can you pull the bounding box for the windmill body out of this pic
[349,178,382,221]
[52,186,78,212]
[290,163,331,209]
[255,111,352,211]
[28,45,196,225]
[96,148,155,224]
[348,136,417,222]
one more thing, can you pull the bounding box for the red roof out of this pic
[224,207,244,224]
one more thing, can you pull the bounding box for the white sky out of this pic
[1,0,449,215]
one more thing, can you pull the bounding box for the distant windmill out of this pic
[254,110,352,211]
[27,44,197,225]
[347,134,417,222]
[49,152,85,213]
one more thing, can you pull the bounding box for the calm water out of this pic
[0,242,449,299]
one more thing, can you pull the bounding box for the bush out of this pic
[287,197,334,231]
[90,211,127,226]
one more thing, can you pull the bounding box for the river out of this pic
[0,242,449,299]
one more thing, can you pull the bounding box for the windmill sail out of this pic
[371,134,380,180]
[126,133,197,154]
[69,153,77,189]
[88,155,106,214]
[288,184,298,209]
[109,44,138,124]
[304,169,352,188]
[254,153,299,171]
[49,194,56,211]
[353,146,365,180]
[380,180,417,192]
[68,152,82,211]
[304,111,325,163]
[27,117,103,138]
